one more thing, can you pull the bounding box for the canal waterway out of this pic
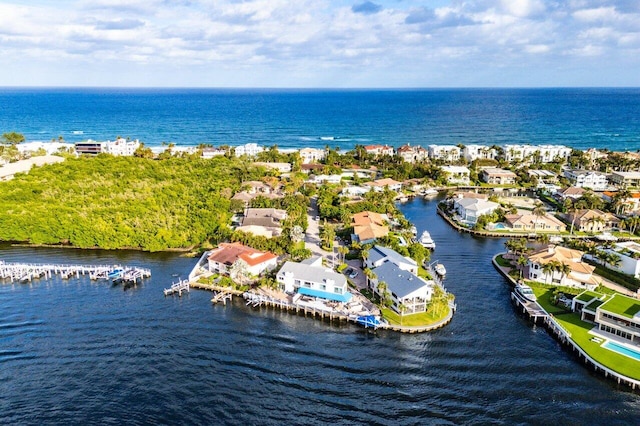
[1,198,639,425]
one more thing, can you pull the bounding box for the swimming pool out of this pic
[490,223,507,230]
[602,341,640,361]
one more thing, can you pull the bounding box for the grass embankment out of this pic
[381,301,450,327]
[529,284,640,381]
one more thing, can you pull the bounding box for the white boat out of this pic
[419,231,436,249]
[434,263,446,276]
[423,188,438,198]
[410,226,417,237]
[515,283,537,302]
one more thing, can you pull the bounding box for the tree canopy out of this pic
[0,155,256,251]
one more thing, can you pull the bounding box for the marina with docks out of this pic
[0,260,150,284]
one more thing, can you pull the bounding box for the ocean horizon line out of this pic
[0,86,639,91]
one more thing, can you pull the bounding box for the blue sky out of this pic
[0,0,638,87]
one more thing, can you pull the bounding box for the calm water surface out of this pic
[1,88,639,151]
[1,198,639,425]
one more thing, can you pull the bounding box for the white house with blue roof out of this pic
[276,257,352,303]
[364,245,418,274]
[369,261,434,314]
[364,246,433,314]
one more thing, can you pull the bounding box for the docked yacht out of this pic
[423,188,438,198]
[419,231,436,249]
[434,263,446,277]
[515,282,537,302]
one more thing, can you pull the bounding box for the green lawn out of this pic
[528,284,640,381]
[494,255,512,267]
[382,303,450,327]
[599,294,640,319]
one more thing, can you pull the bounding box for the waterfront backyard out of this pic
[531,284,640,381]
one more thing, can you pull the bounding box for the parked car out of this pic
[348,270,358,279]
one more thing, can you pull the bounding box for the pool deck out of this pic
[492,254,640,391]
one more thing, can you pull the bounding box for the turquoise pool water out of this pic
[492,223,507,230]
[603,341,640,361]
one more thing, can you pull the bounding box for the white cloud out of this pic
[0,0,637,86]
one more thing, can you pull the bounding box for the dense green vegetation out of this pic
[0,155,266,251]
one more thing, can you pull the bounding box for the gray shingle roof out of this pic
[373,261,428,299]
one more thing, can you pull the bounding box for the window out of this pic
[320,284,326,291]
[334,287,342,294]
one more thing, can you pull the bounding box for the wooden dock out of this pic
[0,260,150,283]
[163,279,190,296]
[211,290,233,305]
[510,290,548,323]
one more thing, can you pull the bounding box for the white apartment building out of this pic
[299,148,326,164]
[463,145,497,161]
[234,143,264,157]
[428,145,461,162]
[502,144,572,163]
[563,170,608,191]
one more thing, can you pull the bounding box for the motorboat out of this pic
[423,188,438,198]
[410,226,417,237]
[419,231,436,249]
[434,263,446,276]
[515,282,537,302]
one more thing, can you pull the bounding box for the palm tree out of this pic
[399,303,408,325]
[541,262,556,285]
[337,246,349,264]
[363,268,376,290]
[532,201,546,234]
[517,255,528,278]
[557,262,572,286]
[377,281,391,307]
[604,252,621,270]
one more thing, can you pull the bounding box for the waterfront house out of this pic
[595,294,640,343]
[480,168,517,185]
[74,138,141,156]
[609,171,640,189]
[525,245,597,289]
[364,245,418,274]
[396,144,428,163]
[504,212,567,232]
[351,211,389,244]
[441,166,470,185]
[566,209,620,233]
[276,257,352,302]
[364,178,402,193]
[368,261,434,314]
[207,242,278,278]
[573,291,640,344]
[452,197,500,225]
[428,145,461,162]
[234,143,264,157]
[364,145,394,157]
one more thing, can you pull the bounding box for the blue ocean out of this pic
[1,87,639,151]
